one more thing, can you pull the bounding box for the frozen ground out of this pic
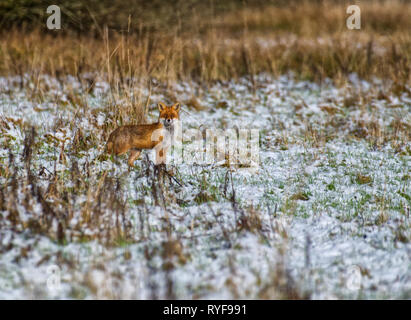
[0,73,410,299]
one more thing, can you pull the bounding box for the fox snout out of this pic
[163,118,174,128]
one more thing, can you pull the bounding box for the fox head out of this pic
[158,102,181,128]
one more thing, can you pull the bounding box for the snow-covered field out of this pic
[0,73,410,299]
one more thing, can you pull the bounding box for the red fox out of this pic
[106,102,181,167]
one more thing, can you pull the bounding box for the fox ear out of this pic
[173,102,181,112]
[158,102,166,111]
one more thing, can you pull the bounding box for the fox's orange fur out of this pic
[106,102,181,167]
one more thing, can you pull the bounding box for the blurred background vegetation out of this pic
[0,0,410,84]
[2,0,410,34]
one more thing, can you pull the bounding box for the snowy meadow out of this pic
[0,72,410,299]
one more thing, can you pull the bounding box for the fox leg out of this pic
[128,148,141,167]
[155,147,167,165]
[106,141,114,154]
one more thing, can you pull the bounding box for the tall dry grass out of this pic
[0,0,410,87]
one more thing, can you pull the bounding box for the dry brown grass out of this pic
[0,0,410,87]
